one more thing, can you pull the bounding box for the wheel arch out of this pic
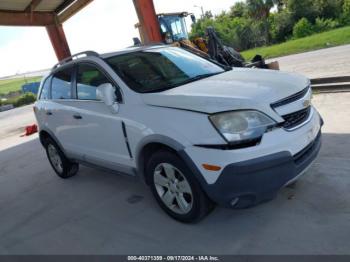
[135,135,208,188]
[136,135,184,184]
[39,129,65,154]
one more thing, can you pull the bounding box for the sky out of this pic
[0,0,239,77]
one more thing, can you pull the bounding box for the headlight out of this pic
[209,110,276,145]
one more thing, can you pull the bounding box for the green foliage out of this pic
[246,0,274,19]
[190,0,349,53]
[314,18,339,33]
[270,10,294,42]
[0,93,36,107]
[286,0,319,22]
[313,0,344,19]
[190,17,214,38]
[13,93,37,107]
[341,0,350,24]
[344,0,350,14]
[229,2,248,18]
[293,18,314,38]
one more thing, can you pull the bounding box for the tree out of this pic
[285,0,318,22]
[344,0,350,15]
[274,0,285,12]
[229,2,248,18]
[313,0,344,19]
[203,11,213,19]
[341,0,350,24]
[190,0,348,52]
[270,10,294,42]
[246,0,277,44]
[246,0,274,20]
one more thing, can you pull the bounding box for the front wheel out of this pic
[146,150,214,223]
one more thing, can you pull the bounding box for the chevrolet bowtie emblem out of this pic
[303,99,311,107]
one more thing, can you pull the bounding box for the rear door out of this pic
[67,63,132,171]
[35,76,52,128]
[47,66,77,153]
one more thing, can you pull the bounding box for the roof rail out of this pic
[52,51,100,70]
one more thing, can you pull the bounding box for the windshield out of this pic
[159,15,188,41]
[104,47,225,93]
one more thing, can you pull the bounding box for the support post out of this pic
[46,23,71,61]
[133,0,162,44]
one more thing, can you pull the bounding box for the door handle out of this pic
[46,111,53,116]
[73,114,82,120]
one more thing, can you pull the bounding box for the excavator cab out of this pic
[157,12,194,43]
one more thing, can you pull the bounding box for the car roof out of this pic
[100,44,167,59]
[51,44,167,72]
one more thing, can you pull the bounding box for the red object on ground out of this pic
[22,124,38,137]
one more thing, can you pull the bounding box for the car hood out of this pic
[141,68,309,115]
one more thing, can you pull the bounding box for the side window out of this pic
[39,77,50,100]
[76,64,112,100]
[51,67,73,100]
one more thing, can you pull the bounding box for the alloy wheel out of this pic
[47,144,63,174]
[153,163,193,214]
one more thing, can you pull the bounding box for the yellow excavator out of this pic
[135,12,279,70]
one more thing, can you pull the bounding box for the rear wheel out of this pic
[147,150,214,223]
[45,138,79,179]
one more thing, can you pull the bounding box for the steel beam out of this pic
[133,0,162,44]
[24,0,43,12]
[46,23,71,61]
[57,0,93,23]
[55,0,76,14]
[0,11,55,26]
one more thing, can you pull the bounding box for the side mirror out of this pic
[96,83,119,113]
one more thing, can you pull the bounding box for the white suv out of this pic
[34,46,323,223]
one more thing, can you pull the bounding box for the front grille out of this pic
[281,106,311,129]
[271,86,310,108]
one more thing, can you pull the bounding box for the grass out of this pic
[0,76,42,96]
[241,26,350,61]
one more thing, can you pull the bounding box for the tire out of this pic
[146,150,214,223]
[44,137,79,179]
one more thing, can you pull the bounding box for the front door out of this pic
[68,63,132,171]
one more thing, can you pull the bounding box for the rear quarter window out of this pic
[39,77,51,100]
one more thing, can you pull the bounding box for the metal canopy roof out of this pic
[0,0,94,60]
[0,0,64,12]
[0,0,161,61]
[0,0,93,25]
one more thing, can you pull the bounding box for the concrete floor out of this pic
[0,104,37,151]
[270,44,350,78]
[0,93,349,254]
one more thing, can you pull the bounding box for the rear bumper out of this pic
[204,131,322,208]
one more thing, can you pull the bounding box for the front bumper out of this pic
[204,131,322,208]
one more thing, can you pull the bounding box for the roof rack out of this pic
[51,51,100,70]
